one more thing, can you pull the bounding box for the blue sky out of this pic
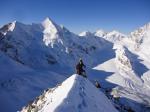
[0,0,150,34]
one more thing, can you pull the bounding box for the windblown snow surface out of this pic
[21,74,118,112]
[0,18,150,112]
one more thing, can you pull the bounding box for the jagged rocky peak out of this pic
[129,22,150,48]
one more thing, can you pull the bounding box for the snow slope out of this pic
[0,51,66,112]
[21,74,118,112]
[93,44,150,112]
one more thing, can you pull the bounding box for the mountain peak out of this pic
[0,21,16,35]
[42,17,58,30]
[42,17,60,46]
[107,30,126,37]
[79,31,93,37]
[7,21,16,32]
[95,29,106,37]
[21,74,118,112]
[43,17,54,24]
[130,22,150,37]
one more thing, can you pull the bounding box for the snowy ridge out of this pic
[114,44,143,87]
[94,30,126,42]
[21,74,118,112]
[93,43,150,111]
[106,30,126,42]
[114,45,132,71]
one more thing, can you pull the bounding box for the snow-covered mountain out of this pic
[21,74,118,112]
[129,23,150,63]
[94,29,106,37]
[0,18,112,70]
[0,18,150,112]
[130,22,150,50]
[95,30,126,43]
[0,50,66,112]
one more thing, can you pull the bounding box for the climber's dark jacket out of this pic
[76,60,86,75]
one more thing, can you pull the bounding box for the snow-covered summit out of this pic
[106,30,126,42]
[95,30,126,43]
[94,29,106,37]
[130,22,150,43]
[107,30,123,36]
[42,17,61,47]
[21,74,118,112]
[42,17,59,32]
[129,22,150,54]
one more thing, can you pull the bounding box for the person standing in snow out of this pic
[76,58,87,77]
[95,80,101,88]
